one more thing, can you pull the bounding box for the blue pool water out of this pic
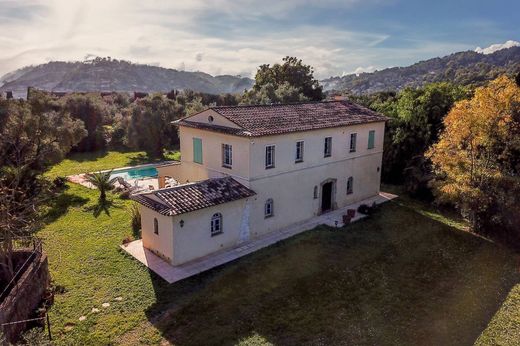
[110,166,158,180]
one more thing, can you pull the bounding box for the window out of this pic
[347,177,354,195]
[264,199,274,218]
[208,115,214,123]
[222,143,232,168]
[153,218,159,235]
[350,133,357,152]
[193,137,203,164]
[313,186,318,199]
[324,137,332,157]
[211,213,222,236]
[265,145,275,169]
[368,130,375,149]
[295,141,304,163]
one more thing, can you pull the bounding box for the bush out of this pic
[52,176,67,189]
[130,203,141,236]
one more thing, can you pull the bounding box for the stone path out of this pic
[121,192,398,284]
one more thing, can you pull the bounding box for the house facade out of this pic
[132,101,388,265]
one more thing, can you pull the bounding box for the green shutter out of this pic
[368,130,375,149]
[193,138,203,164]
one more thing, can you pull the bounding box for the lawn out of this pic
[38,152,519,345]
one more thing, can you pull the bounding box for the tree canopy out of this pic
[242,57,323,104]
[427,76,520,246]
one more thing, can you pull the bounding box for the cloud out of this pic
[0,0,514,80]
[343,66,377,76]
[475,40,520,55]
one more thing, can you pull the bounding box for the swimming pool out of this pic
[110,166,158,181]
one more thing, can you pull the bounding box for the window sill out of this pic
[265,166,275,170]
[295,159,304,164]
[349,150,356,153]
[211,231,223,237]
[222,164,232,169]
[264,214,274,219]
[324,155,332,158]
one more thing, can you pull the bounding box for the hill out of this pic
[321,46,520,93]
[0,57,254,98]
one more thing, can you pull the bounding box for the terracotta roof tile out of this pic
[131,176,255,216]
[175,101,388,137]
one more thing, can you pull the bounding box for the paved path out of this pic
[121,192,398,284]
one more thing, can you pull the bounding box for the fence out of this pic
[0,237,43,302]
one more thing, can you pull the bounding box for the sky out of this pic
[0,0,518,79]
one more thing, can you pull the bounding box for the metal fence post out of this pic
[46,314,52,341]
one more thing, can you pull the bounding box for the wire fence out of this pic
[0,315,52,341]
[0,237,43,302]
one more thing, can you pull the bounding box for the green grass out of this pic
[38,154,519,345]
[46,150,180,178]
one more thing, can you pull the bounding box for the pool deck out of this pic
[66,161,175,191]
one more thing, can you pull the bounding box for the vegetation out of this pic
[36,152,519,344]
[0,97,85,283]
[242,56,323,104]
[127,95,183,158]
[427,76,520,247]
[84,171,117,203]
[352,82,470,196]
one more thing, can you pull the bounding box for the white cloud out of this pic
[343,66,377,76]
[475,40,520,55]
[0,0,489,80]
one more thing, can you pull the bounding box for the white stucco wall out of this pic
[140,206,174,263]
[147,119,386,265]
[170,198,250,265]
[177,126,252,186]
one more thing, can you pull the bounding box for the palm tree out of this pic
[85,170,117,202]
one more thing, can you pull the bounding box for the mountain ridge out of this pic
[0,58,254,98]
[321,46,520,93]
[2,47,519,98]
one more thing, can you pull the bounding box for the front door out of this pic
[321,182,333,213]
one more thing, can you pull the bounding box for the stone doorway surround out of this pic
[318,178,337,215]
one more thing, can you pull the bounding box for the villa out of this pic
[130,100,388,268]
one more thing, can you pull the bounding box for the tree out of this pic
[62,94,108,152]
[85,171,117,202]
[0,99,85,282]
[0,99,87,181]
[127,94,184,158]
[242,57,323,104]
[0,175,43,283]
[427,76,520,246]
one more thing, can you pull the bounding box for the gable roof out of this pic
[174,100,388,137]
[131,176,256,216]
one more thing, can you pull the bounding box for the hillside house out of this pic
[131,101,388,266]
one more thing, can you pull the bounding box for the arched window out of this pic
[153,218,159,235]
[211,213,223,236]
[347,177,354,195]
[264,198,274,218]
[313,186,318,199]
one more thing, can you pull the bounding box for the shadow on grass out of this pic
[66,150,111,163]
[84,199,122,218]
[43,191,89,223]
[141,199,519,346]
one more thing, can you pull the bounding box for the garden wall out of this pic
[0,251,50,343]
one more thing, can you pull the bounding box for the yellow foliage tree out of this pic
[427,76,520,243]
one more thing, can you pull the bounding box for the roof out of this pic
[174,100,388,137]
[131,176,256,216]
